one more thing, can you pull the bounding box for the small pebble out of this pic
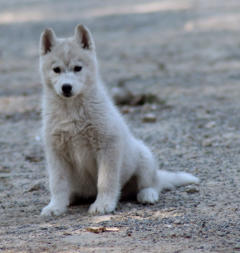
[142,113,157,123]
[202,138,213,147]
[174,219,182,225]
[28,182,45,192]
[185,185,199,194]
[205,121,216,129]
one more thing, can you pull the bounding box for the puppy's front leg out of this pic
[41,147,71,216]
[89,145,122,214]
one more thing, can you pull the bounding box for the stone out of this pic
[142,113,157,123]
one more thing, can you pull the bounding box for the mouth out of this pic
[62,92,73,98]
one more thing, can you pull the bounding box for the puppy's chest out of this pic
[51,118,102,153]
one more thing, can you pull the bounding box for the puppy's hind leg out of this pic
[41,148,72,216]
[135,141,199,205]
[135,142,159,204]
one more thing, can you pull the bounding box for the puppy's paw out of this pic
[41,203,66,216]
[137,188,158,204]
[88,199,116,215]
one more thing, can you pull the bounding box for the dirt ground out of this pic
[0,0,240,252]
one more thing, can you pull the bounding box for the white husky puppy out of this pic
[39,25,199,216]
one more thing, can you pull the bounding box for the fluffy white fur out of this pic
[39,25,199,216]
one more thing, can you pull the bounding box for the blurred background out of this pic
[1,0,240,104]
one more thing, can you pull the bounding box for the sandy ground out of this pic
[0,0,240,252]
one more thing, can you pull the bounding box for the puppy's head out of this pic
[39,25,97,99]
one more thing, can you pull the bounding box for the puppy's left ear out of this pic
[74,25,95,50]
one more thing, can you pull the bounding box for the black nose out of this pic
[62,84,72,96]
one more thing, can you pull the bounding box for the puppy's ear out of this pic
[40,28,56,55]
[74,25,95,50]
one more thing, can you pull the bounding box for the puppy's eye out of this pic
[53,67,61,74]
[74,66,82,72]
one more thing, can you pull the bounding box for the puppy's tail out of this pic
[156,170,199,191]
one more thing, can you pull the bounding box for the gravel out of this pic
[0,0,240,252]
